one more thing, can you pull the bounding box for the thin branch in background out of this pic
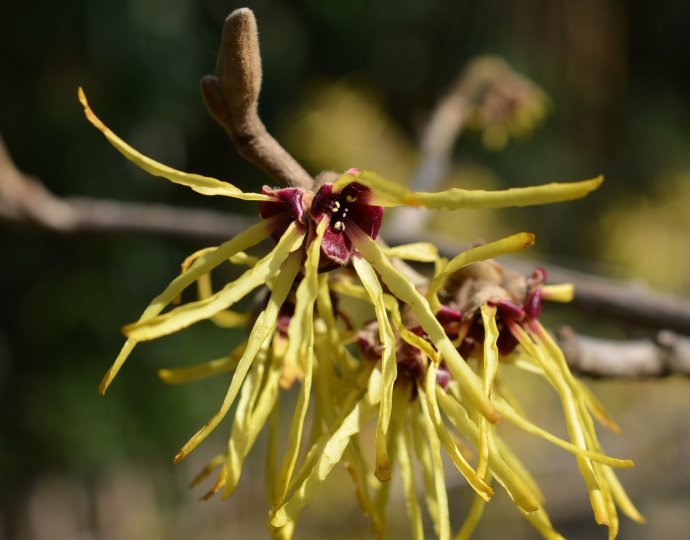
[558,327,690,378]
[3,128,690,342]
[0,134,77,231]
[385,229,690,336]
[200,8,314,190]
[0,135,252,242]
[387,56,548,235]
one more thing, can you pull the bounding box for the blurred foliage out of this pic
[1,0,689,539]
[600,169,690,294]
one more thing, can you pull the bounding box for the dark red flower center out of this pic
[258,178,384,268]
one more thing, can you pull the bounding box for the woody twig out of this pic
[200,8,313,190]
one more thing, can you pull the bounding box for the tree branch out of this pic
[4,124,690,335]
[0,136,252,242]
[2,134,690,376]
[558,327,690,378]
[385,229,690,335]
[200,8,313,190]
[387,56,548,235]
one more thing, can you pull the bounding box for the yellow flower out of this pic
[325,256,644,539]
[79,86,623,539]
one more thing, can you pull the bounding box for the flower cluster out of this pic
[80,86,641,539]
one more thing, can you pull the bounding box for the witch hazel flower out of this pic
[259,170,384,268]
[317,243,641,540]
[422,253,643,538]
[79,86,619,539]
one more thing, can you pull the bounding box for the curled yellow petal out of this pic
[315,276,354,378]
[332,169,417,207]
[415,388,452,540]
[531,321,622,432]
[273,219,325,505]
[223,347,283,498]
[285,363,375,503]
[158,340,246,384]
[494,398,632,468]
[476,305,499,480]
[99,216,278,394]
[575,379,622,434]
[413,175,604,210]
[124,223,304,342]
[602,465,645,524]
[522,507,566,540]
[173,250,302,463]
[426,233,535,312]
[455,475,492,540]
[436,389,540,513]
[194,273,250,327]
[410,403,450,539]
[270,371,381,529]
[352,255,397,483]
[78,87,270,201]
[350,228,499,424]
[229,252,259,267]
[510,323,610,525]
[392,392,424,540]
[330,280,437,362]
[218,350,268,497]
[423,365,494,501]
[382,242,440,262]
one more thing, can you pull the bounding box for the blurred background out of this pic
[1,0,689,538]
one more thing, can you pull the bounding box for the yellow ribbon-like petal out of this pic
[352,255,397,483]
[79,88,270,201]
[413,175,604,210]
[426,233,535,312]
[415,387,453,540]
[436,387,541,513]
[332,169,418,207]
[173,250,302,463]
[423,365,494,501]
[315,276,356,379]
[494,397,632,468]
[100,216,278,394]
[455,475,492,540]
[381,242,440,262]
[222,345,284,498]
[158,340,246,384]
[124,222,304,341]
[349,227,499,424]
[510,323,610,526]
[476,305,500,480]
[333,168,603,210]
[273,219,326,505]
[216,347,268,497]
[392,390,424,540]
[283,363,375,505]
[522,507,566,540]
[270,370,382,529]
